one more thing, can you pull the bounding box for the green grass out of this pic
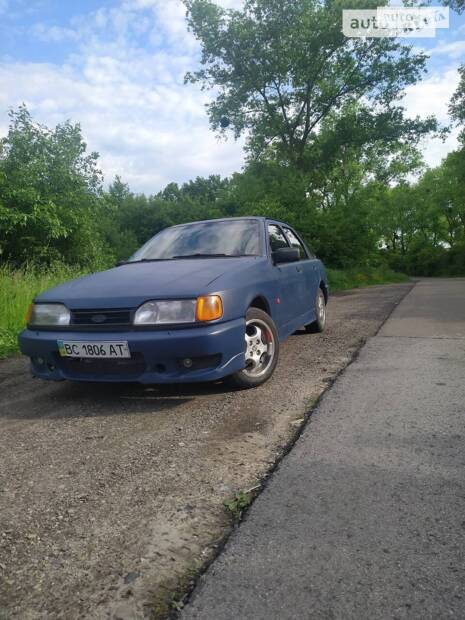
[0,264,409,359]
[327,266,409,292]
[0,264,85,359]
[223,490,253,521]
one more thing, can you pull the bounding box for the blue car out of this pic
[19,217,329,388]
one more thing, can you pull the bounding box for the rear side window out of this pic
[283,227,308,259]
[268,225,289,252]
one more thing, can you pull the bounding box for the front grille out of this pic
[70,308,131,327]
[60,353,146,378]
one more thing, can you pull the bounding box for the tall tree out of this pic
[184,0,437,167]
[0,105,107,266]
[450,64,465,140]
[442,0,465,12]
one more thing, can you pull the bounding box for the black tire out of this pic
[305,288,327,333]
[229,308,279,389]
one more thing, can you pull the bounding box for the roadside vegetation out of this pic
[326,267,409,292]
[0,265,84,358]
[223,490,254,522]
[1,2,464,360]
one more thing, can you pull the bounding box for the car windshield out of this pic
[129,220,261,261]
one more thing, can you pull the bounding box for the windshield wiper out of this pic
[171,253,231,259]
[171,253,255,259]
[117,258,173,265]
[119,254,256,265]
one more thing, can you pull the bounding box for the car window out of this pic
[283,227,308,259]
[129,219,261,260]
[268,225,289,253]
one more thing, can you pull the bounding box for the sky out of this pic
[0,0,464,194]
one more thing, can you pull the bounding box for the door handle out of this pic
[296,266,303,273]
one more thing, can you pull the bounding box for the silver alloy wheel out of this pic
[316,289,326,327]
[243,318,276,378]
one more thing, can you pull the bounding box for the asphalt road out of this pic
[182,278,465,620]
[0,283,413,619]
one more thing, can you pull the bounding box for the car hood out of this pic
[36,257,261,309]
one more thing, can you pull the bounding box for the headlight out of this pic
[28,303,70,327]
[134,300,197,325]
[134,296,223,325]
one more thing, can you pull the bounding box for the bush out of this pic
[327,266,409,292]
[0,264,85,358]
[385,244,465,277]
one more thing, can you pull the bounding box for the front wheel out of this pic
[305,288,326,333]
[229,308,279,389]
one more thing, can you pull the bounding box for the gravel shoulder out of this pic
[0,283,412,619]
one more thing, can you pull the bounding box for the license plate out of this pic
[57,340,130,359]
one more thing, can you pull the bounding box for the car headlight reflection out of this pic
[134,300,197,325]
[134,296,223,325]
[28,303,71,327]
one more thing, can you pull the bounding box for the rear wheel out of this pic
[229,308,279,389]
[305,288,326,333]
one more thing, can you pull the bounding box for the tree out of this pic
[0,105,110,267]
[442,0,465,12]
[181,175,230,203]
[450,64,465,141]
[184,0,437,167]
[99,177,139,261]
[415,0,464,13]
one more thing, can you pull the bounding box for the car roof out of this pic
[168,216,291,228]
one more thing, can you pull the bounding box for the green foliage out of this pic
[184,0,437,166]
[0,264,85,358]
[223,491,253,520]
[1,85,464,289]
[442,0,465,14]
[0,106,113,269]
[327,266,409,292]
[450,64,465,142]
[378,146,465,276]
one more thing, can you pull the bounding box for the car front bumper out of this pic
[18,318,246,384]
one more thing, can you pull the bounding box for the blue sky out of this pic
[0,1,464,193]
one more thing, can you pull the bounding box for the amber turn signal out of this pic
[196,295,223,322]
[25,303,33,324]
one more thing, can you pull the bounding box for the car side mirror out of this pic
[272,247,300,264]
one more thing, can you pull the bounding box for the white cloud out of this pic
[32,23,80,42]
[0,58,242,193]
[403,67,461,167]
[216,0,244,7]
[430,39,465,59]
[0,57,245,190]
[0,0,244,193]
[404,68,459,121]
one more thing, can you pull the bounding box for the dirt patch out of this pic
[0,283,413,619]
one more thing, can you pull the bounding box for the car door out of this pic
[267,223,303,330]
[282,226,319,321]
